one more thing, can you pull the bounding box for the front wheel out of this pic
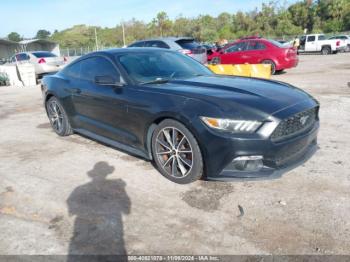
[151,119,203,184]
[46,96,73,136]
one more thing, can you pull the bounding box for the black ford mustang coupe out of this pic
[42,48,319,183]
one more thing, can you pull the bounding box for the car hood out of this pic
[148,75,315,118]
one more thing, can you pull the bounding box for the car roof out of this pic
[75,48,175,59]
[66,48,179,66]
[129,37,196,49]
[135,36,194,42]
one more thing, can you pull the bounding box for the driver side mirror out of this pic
[94,75,124,87]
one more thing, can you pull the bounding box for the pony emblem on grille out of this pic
[300,115,309,126]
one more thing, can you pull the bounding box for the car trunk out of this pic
[175,39,207,64]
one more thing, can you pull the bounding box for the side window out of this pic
[80,56,120,82]
[307,36,315,42]
[155,41,170,48]
[226,42,247,53]
[256,42,266,50]
[145,41,169,49]
[246,41,266,51]
[318,35,326,40]
[64,61,81,79]
[129,41,144,47]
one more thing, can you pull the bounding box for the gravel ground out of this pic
[0,53,349,255]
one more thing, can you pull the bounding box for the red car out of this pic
[208,37,298,74]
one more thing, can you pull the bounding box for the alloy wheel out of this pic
[47,100,64,133]
[155,127,193,178]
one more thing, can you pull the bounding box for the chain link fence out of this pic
[60,46,121,57]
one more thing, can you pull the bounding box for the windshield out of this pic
[116,51,213,84]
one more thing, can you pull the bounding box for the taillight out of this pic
[179,49,193,56]
[38,58,46,64]
[286,48,294,58]
[336,40,340,47]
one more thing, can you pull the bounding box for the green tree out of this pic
[152,12,172,37]
[7,32,21,42]
[35,29,51,39]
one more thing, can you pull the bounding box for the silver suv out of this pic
[128,37,207,64]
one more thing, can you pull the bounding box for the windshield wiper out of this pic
[140,78,170,85]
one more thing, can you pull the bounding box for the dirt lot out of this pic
[0,53,349,255]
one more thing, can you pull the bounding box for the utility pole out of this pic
[122,22,126,47]
[95,27,99,51]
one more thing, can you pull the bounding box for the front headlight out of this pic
[200,116,262,133]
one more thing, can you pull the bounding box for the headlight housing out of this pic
[200,116,262,133]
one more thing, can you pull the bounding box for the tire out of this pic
[346,45,350,52]
[151,119,203,184]
[261,60,276,75]
[46,96,73,136]
[321,46,331,55]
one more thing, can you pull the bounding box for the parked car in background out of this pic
[9,51,66,78]
[0,58,9,65]
[298,34,347,55]
[208,37,298,74]
[42,48,319,183]
[328,35,350,52]
[128,37,207,64]
[201,43,216,56]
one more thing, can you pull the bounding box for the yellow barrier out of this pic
[207,64,271,79]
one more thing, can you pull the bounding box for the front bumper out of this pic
[201,119,319,181]
[207,122,319,180]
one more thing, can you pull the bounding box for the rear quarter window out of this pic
[144,41,170,49]
[128,41,145,47]
[32,52,57,58]
[175,39,201,50]
[268,39,285,48]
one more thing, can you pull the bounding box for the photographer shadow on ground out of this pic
[67,161,130,260]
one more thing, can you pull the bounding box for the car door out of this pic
[220,42,248,64]
[305,35,316,52]
[244,41,266,63]
[71,56,133,144]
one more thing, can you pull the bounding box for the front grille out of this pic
[271,107,318,141]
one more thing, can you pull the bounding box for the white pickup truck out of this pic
[298,34,347,55]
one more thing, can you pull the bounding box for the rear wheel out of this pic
[46,96,73,136]
[261,60,276,75]
[151,119,203,184]
[321,46,331,55]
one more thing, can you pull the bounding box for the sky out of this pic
[2,0,296,38]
